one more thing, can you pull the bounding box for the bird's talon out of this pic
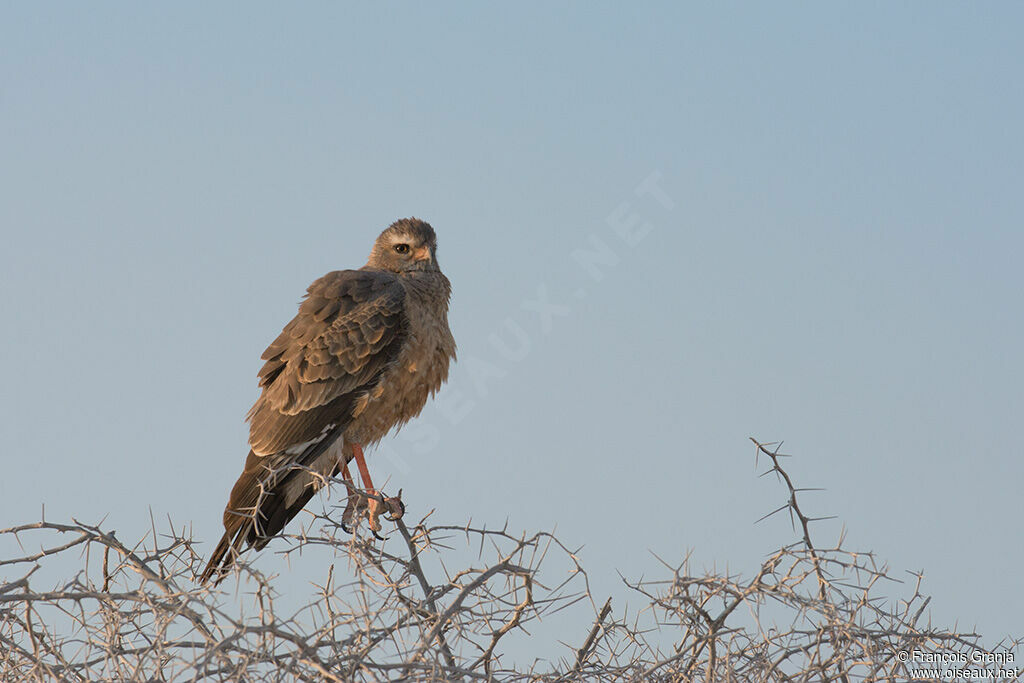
[366,493,386,536]
[341,489,364,533]
[383,490,405,521]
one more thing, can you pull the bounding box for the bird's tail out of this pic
[199,449,337,585]
[199,526,247,585]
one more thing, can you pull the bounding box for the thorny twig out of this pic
[1,439,1018,681]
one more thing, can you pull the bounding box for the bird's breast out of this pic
[345,292,455,446]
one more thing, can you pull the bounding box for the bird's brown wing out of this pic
[248,269,408,454]
[201,269,407,583]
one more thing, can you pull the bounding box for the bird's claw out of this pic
[343,488,404,538]
[383,489,405,522]
[341,487,364,533]
[366,493,385,536]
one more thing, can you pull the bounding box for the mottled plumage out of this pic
[201,218,455,583]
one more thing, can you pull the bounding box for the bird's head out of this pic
[368,218,440,274]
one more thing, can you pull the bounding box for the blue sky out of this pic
[2,2,1022,658]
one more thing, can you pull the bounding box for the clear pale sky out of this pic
[2,2,1022,657]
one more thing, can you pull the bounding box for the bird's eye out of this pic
[394,244,410,255]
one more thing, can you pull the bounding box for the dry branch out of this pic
[1,439,1017,681]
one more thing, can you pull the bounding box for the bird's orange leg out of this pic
[351,443,386,538]
[346,443,405,535]
[339,461,362,534]
[351,443,376,495]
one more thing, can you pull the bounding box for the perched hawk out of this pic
[201,218,456,583]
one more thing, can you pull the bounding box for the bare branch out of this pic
[2,439,1016,681]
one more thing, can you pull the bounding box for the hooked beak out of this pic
[412,245,432,262]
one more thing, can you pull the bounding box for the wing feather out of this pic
[247,269,407,454]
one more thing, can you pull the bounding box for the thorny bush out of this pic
[2,439,1019,681]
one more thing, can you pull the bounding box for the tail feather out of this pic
[200,447,341,585]
[199,525,247,585]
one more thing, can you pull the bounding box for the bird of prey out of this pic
[201,218,456,583]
